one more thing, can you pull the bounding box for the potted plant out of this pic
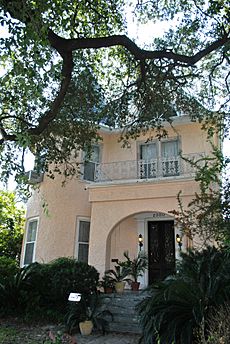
[121,250,148,291]
[105,265,129,293]
[66,292,113,336]
[99,272,115,293]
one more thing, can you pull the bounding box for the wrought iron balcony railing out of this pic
[83,153,205,183]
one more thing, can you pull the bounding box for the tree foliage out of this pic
[0,0,229,184]
[0,190,25,260]
[171,145,230,243]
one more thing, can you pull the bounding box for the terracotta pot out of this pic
[131,281,140,291]
[79,320,93,336]
[115,281,125,293]
[104,286,114,294]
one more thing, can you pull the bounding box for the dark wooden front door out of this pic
[148,221,175,284]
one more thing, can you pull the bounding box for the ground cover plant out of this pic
[138,246,230,344]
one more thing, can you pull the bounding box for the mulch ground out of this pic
[0,318,141,344]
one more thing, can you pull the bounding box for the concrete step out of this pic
[99,291,146,334]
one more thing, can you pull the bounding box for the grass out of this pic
[0,327,18,343]
[0,323,46,344]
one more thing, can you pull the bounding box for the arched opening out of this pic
[105,210,177,288]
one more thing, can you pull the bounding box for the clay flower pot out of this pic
[79,320,93,336]
[131,281,140,291]
[115,281,125,293]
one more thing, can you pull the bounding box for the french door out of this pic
[148,221,175,284]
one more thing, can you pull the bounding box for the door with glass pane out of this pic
[83,145,100,181]
[148,221,175,284]
[161,140,179,176]
[139,143,157,178]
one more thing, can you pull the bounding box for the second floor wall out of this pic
[82,117,216,183]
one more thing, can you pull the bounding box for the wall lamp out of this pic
[138,234,143,250]
[176,234,182,251]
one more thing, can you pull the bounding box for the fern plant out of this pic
[138,246,230,344]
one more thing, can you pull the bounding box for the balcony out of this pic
[83,153,204,183]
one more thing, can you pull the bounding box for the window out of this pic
[76,220,90,263]
[139,139,179,178]
[83,145,100,181]
[23,219,38,265]
[161,140,179,176]
[139,143,157,178]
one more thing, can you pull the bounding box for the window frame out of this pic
[23,217,39,266]
[137,137,181,178]
[137,137,181,160]
[81,144,102,181]
[75,217,91,263]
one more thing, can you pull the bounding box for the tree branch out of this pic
[28,52,73,136]
[48,30,230,66]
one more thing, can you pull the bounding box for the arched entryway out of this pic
[105,211,178,288]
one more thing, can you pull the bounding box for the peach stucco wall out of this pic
[25,175,91,263]
[99,119,213,164]
[108,217,137,269]
[22,117,216,276]
[87,178,200,276]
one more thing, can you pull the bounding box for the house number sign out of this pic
[152,212,168,218]
[68,293,81,302]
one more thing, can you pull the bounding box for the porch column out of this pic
[88,221,107,277]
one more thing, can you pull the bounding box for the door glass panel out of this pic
[161,141,179,176]
[148,221,175,284]
[84,145,100,181]
[161,141,178,157]
[140,143,157,178]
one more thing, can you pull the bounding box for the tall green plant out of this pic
[138,246,230,344]
[0,190,25,261]
[120,250,148,283]
[0,264,39,313]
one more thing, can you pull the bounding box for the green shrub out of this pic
[0,264,38,314]
[34,257,99,313]
[0,256,19,283]
[138,246,230,344]
[0,257,99,321]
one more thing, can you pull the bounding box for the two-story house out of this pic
[21,115,216,288]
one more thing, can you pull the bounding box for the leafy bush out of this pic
[37,258,99,312]
[0,257,99,321]
[138,246,230,344]
[0,256,19,283]
[0,264,38,314]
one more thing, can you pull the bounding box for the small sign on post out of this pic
[68,293,81,302]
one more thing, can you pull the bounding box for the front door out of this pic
[148,221,175,284]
